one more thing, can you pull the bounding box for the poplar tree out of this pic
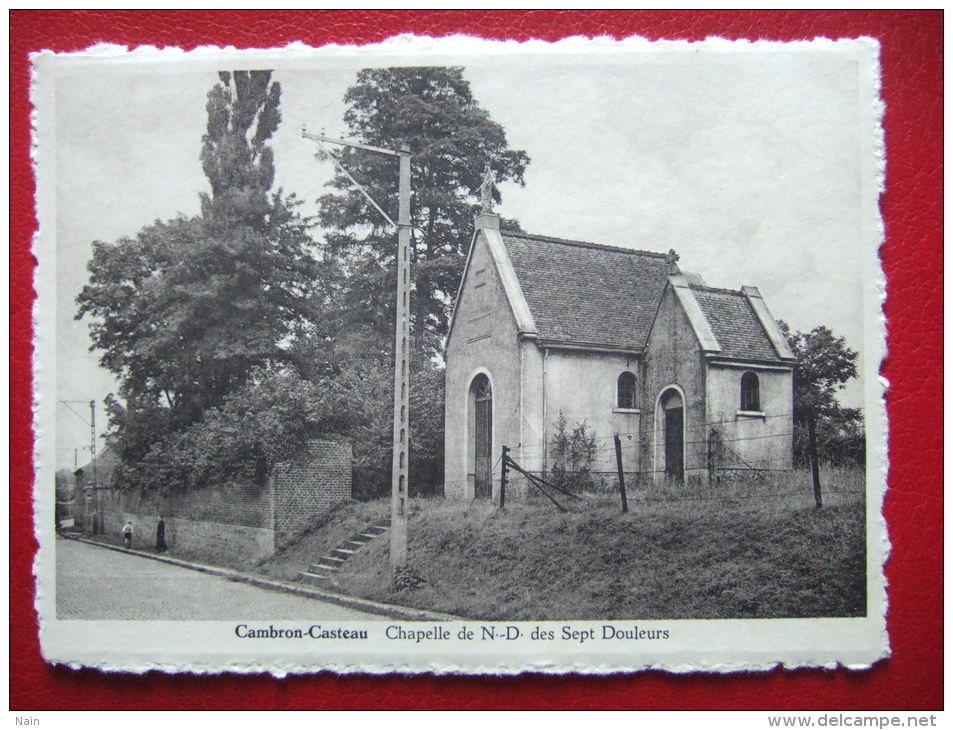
[77,71,320,489]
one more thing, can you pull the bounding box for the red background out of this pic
[10,10,942,710]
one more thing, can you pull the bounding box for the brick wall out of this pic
[98,478,273,527]
[168,479,274,528]
[164,517,275,564]
[97,507,275,564]
[272,439,353,546]
[95,438,352,561]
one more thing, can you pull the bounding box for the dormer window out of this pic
[617,371,637,410]
[740,372,760,412]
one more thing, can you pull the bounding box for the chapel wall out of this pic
[444,233,522,500]
[642,286,708,486]
[540,350,641,475]
[706,366,794,472]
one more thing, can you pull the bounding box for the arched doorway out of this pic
[470,374,493,499]
[659,388,684,481]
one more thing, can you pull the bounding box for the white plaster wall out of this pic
[542,350,641,474]
[706,365,794,471]
[517,341,545,472]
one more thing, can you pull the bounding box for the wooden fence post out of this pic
[500,445,510,509]
[613,434,628,514]
[808,415,823,508]
[707,428,717,487]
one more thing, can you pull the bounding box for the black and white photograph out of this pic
[33,36,886,673]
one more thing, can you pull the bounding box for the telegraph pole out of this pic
[303,129,410,576]
[61,399,98,533]
[90,401,97,485]
[389,146,411,570]
[90,399,98,533]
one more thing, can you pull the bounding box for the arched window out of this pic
[617,371,637,409]
[740,372,760,411]
[472,374,492,402]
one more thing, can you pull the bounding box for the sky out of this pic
[47,40,878,469]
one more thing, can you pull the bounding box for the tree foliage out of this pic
[408,361,445,496]
[318,66,530,354]
[55,469,76,503]
[77,209,316,423]
[779,321,864,469]
[780,323,859,419]
[77,71,323,490]
[288,324,446,499]
[201,71,283,225]
[77,68,524,497]
[792,406,865,467]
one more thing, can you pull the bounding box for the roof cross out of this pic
[480,164,496,214]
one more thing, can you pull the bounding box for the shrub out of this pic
[549,412,598,492]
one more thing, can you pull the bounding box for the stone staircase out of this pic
[298,518,391,585]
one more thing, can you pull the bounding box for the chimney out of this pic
[474,211,500,231]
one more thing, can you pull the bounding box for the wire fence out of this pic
[508,412,800,465]
[486,466,866,513]
[440,413,866,511]
[433,469,865,510]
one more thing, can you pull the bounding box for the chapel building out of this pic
[443,212,796,500]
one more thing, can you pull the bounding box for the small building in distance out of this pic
[443,212,796,499]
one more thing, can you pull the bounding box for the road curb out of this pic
[60,533,461,622]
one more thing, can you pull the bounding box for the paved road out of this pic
[56,537,385,621]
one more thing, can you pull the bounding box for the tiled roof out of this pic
[691,286,781,362]
[500,231,675,350]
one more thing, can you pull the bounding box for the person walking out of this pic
[122,520,133,548]
[156,516,167,553]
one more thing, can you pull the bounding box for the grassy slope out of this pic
[326,489,866,621]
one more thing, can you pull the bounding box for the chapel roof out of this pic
[690,285,784,362]
[499,230,677,351]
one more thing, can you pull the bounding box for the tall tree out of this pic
[77,71,320,488]
[779,322,860,507]
[201,70,282,225]
[318,66,530,354]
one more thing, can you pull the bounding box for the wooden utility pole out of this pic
[302,130,410,576]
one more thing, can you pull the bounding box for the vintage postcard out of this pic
[32,35,887,674]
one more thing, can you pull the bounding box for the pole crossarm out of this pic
[60,400,91,426]
[304,133,398,229]
[302,131,401,158]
